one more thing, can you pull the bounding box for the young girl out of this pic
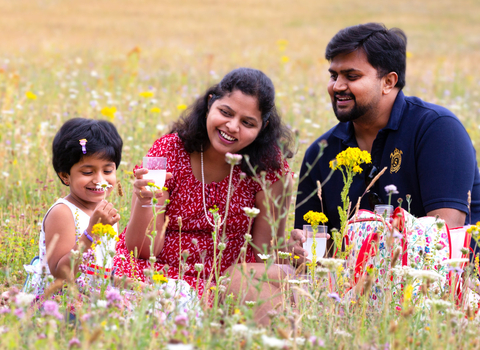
[114,68,294,322]
[24,118,123,295]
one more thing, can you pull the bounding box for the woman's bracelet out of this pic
[83,229,94,242]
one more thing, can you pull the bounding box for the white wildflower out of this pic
[95,300,108,308]
[317,258,344,270]
[194,263,204,272]
[425,299,453,309]
[440,258,469,267]
[384,184,399,194]
[407,269,443,281]
[230,324,249,336]
[277,251,291,259]
[96,181,113,191]
[15,292,36,307]
[258,254,271,261]
[225,152,242,165]
[243,207,260,218]
[261,335,285,349]
[245,300,256,307]
[166,344,194,350]
[334,329,352,337]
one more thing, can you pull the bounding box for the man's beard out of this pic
[332,93,372,123]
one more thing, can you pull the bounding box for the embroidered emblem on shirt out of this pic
[390,148,403,173]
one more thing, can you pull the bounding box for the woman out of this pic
[114,68,294,319]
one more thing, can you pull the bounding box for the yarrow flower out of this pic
[261,334,285,349]
[384,184,399,194]
[407,269,443,281]
[329,147,371,173]
[225,152,242,165]
[317,258,344,271]
[15,292,36,308]
[243,207,260,218]
[303,210,328,226]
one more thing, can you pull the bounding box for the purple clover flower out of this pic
[327,292,341,303]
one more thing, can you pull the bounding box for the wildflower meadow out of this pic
[2,0,480,348]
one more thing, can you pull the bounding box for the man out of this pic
[292,23,480,258]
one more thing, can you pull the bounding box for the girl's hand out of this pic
[89,200,121,228]
[134,168,172,206]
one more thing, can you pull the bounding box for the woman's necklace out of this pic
[200,148,227,228]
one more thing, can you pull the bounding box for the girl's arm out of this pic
[251,173,293,263]
[124,168,171,259]
[45,200,120,280]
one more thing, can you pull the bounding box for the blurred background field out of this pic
[1,0,480,286]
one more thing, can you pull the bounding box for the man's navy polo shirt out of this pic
[295,91,480,243]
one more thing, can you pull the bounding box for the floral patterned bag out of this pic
[344,207,477,308]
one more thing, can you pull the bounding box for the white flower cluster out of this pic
[317,258,344,270]
[425,299,452,309]
[288,279,310,285]
[243,207,260,218]
[407,269,443,281]
[440,258,469,267]
[390,265,414,277]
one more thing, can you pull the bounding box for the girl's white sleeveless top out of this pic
[24,198,117,295]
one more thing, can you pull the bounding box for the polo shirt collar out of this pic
[331,90,407,145]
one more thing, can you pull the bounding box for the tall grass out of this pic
[1,0,480,348]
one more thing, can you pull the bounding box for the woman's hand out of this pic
[134,168,172,206]
[288,228,309,264]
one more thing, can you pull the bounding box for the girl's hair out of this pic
[170,67,293,176]
[52,118,123,185]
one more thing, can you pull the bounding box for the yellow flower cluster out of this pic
[91,223,117,240]
[152,273,168,284]
[329,147,371,173]
[303,211,328,225]
[466,222,480,240]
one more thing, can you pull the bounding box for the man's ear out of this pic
[382,72,398,95]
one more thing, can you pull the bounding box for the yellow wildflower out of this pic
[26,91,37,100]
[150,107,161,113]
[404,284,413,302]
[139,91,154,98]
[330,147,371,172]
[100,106,117,121]
[304,211,328,226]
[91,223,117,240]
[177,104,187,111]
[152,273,168,284]
[281,56,290,64]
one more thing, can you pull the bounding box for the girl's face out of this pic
[206,90,263,157]
[60,154,116,210]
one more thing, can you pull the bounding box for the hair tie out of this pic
[79,139,87,154]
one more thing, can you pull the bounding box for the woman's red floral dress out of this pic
[114,133,290,298]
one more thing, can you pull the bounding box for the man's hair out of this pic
[325,23,407,89]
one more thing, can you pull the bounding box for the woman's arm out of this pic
[124,168,171,259]
[251,174,293,263]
